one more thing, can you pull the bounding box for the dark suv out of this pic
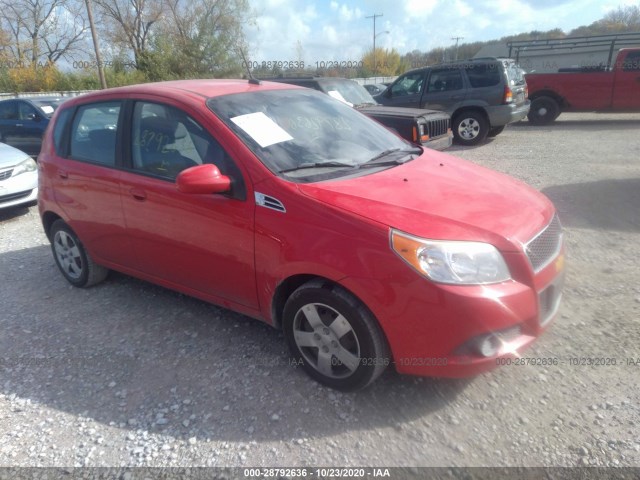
[268,77,452,150]
[375,58,529,145]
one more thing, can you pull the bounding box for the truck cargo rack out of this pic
[507,32,640,69]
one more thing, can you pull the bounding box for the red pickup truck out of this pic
[526,48,640,124]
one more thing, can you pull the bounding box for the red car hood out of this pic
[297,150,555,251]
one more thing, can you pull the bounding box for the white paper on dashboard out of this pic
[41,106,54,114]
[327,90,352,106]
[230,112,293,148]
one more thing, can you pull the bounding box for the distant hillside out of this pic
[401,4,640,67]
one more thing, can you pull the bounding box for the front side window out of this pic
[622,51,640,71]
[427,69,464,92]
[391,72,426,97]
[70,102,121,165]
[18,102,38,120]
[131,102,245,197]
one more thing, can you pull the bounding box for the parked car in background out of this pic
[363,83,387,95]
[267,76,452,150]
[38,79,564,391]
[0,96,63,156]
[375,57,530,145]
[0,142,38,209]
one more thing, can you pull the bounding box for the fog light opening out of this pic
[477,335,501,357]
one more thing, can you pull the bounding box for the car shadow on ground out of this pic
[0,204,33,223]
[510,118,640,131]
[542,178,640,233]
[1,245,471,444]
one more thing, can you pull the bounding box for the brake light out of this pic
[503,86,513,104]
[524,85,529,99]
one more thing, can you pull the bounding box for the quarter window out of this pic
[622,51,640,71]
[70,102,121,165]
[466,64,501,88]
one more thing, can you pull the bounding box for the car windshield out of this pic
[319,80,378,107]
[32,99,61,117]
[207,88,413,182]
[505,61,526,86]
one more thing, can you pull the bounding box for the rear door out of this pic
[52,101,132,266]
[420,68,466,112]
[612,50,640,109]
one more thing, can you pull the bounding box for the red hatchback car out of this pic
[38,80,565,391]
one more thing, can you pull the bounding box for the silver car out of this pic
[0,142,38,209]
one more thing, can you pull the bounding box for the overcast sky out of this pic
[244,0,637,65]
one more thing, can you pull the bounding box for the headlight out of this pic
[12,158,37,177]
[391,229,511,285]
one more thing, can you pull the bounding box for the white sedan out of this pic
[0,142,38,209]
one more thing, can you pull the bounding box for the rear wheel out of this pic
[452,112,489,146]
[487,126,505,137]
[50,220,108,288]
[528,96,560,125]
[283,279,389,391]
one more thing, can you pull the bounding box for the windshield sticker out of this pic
[230,112,293,148]
[327,90,353,106]
[41,105,54,114]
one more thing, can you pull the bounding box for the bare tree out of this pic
[93,0,164,69]
[0,0,90,65]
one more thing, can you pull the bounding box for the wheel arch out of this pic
[451,106,489,123]
[41,211,63,241]
[529,90,567,109]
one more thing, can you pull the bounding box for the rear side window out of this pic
[427,69,464,92]
[467,64,502,88]
[0,101,18,120]
[70,102,121,165]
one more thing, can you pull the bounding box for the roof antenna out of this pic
[238,48,261,85]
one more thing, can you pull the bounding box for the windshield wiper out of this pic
[279,161,355,173]
[360,147,422,168]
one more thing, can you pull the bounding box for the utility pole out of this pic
[366,13,383,75]
[451,36,464,61]
[85,0,107,89]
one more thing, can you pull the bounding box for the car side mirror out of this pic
[176,164,231,194]
[27,113,41,121]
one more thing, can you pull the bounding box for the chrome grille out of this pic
[0,169,13,181]
[525,215,562,272]
[426,117,450,138]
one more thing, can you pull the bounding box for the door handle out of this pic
[58,170,68,179]
[16,124,23,127]
[129,188,147,201]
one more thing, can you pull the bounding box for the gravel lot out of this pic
[1,112,639,469]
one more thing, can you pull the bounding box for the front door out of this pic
[119,100,258,309]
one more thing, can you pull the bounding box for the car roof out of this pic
[63,79,302,106]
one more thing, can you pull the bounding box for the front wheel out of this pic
[527,96,560,125]
[452,112,489,146]
[50,220,109,288]
[283,279,390,391]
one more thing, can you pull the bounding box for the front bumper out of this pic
[341,244,565,378]
[422,132,453,151]
[0,170,38,209]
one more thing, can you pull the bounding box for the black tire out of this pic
[283,279,389,391]
[452,111,489,146]
[487,126,505,137]
[49,219,108,288]
[527,96,560,125]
